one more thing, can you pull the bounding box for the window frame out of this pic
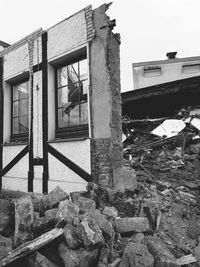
[10,79,29,143]
[54,55,89,139]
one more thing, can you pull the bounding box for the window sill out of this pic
[55,124,89,139]
[2,142,28,147]
[48,137,89,144]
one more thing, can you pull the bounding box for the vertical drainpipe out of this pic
[28,68,34,192]
[42,32,48,194]
[28,41,34,192]
[0,57,3,192]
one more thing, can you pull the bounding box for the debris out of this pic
[115,217,149,234]
[0,199,13,237]
[121,242,154,267]
[175,254,197,265]
[147,236,178,267]
[151,119,186,138]
[0,228,64,267]
[14,195,34,247]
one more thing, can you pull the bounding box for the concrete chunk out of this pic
[0,199,13,237]
[88,210,114,237]
[63,223,80,249]
[115,217,149,234]
[58,242,99,267]
[42,186,69,210]
[75,196,96,214]
[0,235,12,260]
[56,199,79,225]
[147,236,178,267]
[122,242,154,267]
[102,206,118,219]
[14,195,34,247]
[79,216,104,248]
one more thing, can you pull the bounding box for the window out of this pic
[11,80,29,142]
[182,64,200,74]
[143,66,162,77]
[55,58,89,138]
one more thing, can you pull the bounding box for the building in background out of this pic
[132,52,200,89]
[122,52,200,120]
[0,4,122,194]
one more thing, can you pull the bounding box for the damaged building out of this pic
[122,52,200,119]
[0,4,122,194]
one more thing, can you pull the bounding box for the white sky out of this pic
[1,0,200,92]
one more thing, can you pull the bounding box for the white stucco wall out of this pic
[3,82,11,143]
[2,145,29,192]
[47,10,87,61]
[48,139,90,193]
[4,44,29,80]
[33,36,42,66]
[133,59,200,89]
[33,71,43,159]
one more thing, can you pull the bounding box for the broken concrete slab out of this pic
[63,223,80,249]
[74,196,96,214]
[147,236,178,267]
[14,195,34,247]
[26,251,59,267]
[113,167,137,193]
[115,217,149,234]
[58,242,99,267]
[0,235,12,260]
[102,206,118,219]
[0,228,64,267]
[79,216,105,248]
[131,233,145,243]
[121,242,154,267]
[42,186,69,211]
[88,210,114,237]
[0,199,13,237]
[56,199,79,225]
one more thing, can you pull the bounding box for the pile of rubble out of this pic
[1,174,200,267]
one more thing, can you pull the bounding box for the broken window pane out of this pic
[56,57,88,130]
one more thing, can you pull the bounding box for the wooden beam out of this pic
[47,144,91,182]
[0,228,64,267]
[0,146,28,177]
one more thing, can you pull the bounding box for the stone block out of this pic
[131,233,145,243]
[113,167,137,193]
[74,196,96,214]
[56,199,79,225]
[0,199,13,237]
[79,216,104,248]
[42,186,69,210]
[58,242,99,267]
[115,217,149,234]
[14,195,34,247]
[102,206,118,219]
[70,191,88,202]
[122,242,154,267]
[88,210,114,237]
[63,223,80,249]
[26,251,58,267]
[147,236,178,267]
[0,235,12,260]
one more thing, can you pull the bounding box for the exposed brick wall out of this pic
[85,5,94,40]
[0,29,43,57]
[90,4,122,187]
[90,138,113,185]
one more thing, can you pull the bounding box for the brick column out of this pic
[90,4,123,187]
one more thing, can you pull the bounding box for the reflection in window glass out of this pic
[56,58,88,128]
[12,81,29,135]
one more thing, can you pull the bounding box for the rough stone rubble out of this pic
[1,115,200,266]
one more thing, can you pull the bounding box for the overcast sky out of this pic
[1,0,200,92]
